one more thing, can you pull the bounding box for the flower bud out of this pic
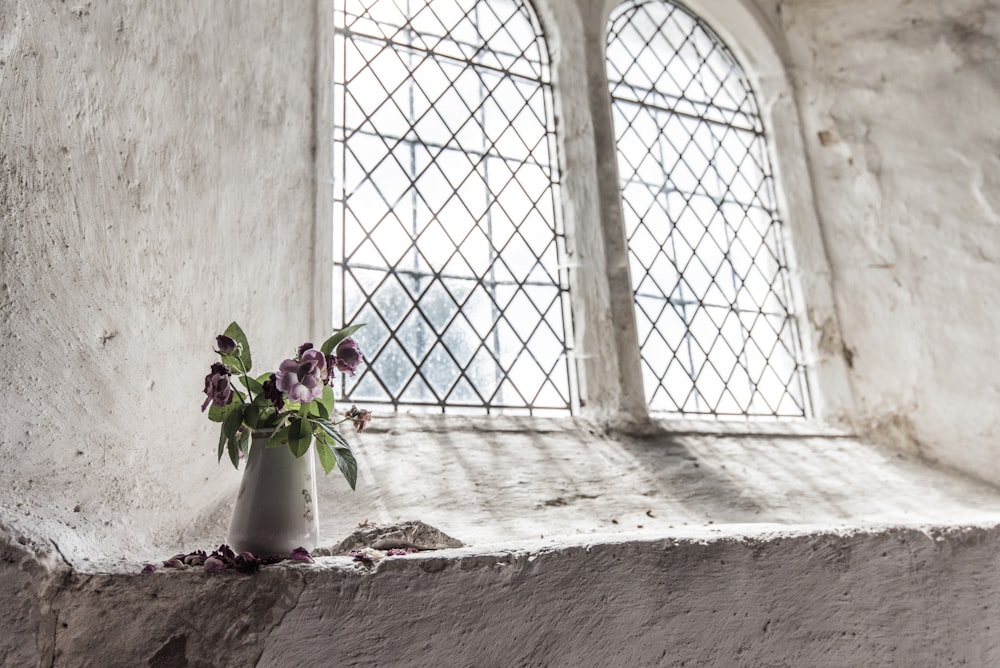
[216,335,238,355]
[333,338,364,377]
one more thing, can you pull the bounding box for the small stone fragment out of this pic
[333,520,464,553]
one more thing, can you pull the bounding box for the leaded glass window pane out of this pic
[333,0,575,415]
[607,0,810,418]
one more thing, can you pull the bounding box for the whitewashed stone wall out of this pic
[3,0,1000,664]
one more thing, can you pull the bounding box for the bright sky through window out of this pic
[332,0,576,415]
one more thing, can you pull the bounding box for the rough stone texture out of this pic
[4,525,1000,665]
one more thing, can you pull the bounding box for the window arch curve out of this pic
[606,0,810,418]
[332,0,576,415]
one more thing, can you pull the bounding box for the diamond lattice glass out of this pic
[607,0,810,417]
[333,0,575,414]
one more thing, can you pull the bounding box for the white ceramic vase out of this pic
[227,431,319,556]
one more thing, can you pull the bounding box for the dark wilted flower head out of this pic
[233,552,261,575]
[201,363,233,412]
[262,373,285,411]
[216,335,238,355]
[216,544,236,561]
[324,354,337,385]
[297,341,314,357]
[333,338,363,376]
[346,405,373,433]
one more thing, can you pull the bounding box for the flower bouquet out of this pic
[202,321,371,490]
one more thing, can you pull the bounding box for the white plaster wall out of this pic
[774,0,1000,482]
[5,0,1000,662]
[1,1,316,559]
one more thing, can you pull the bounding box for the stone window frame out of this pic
[313,0,853,430]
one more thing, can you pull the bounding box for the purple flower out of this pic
[333,338,363,377]
[290,546,314,563]
[216,335,237,355]
[276,349,327,403]
[261,373,285,411]
[350,549,375,564]
[297,341,314,357]
[204,556,226,575]
[385,548,417,556]
[201,363,233,411]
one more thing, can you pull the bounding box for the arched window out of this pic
[332,0,575,415]
[606,0,810,418]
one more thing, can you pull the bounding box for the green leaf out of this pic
[334,443,358,490]
[217,428,227,463]
[267,425,290,449]
[222,404,245,440]
[243,404,260,428]
[227,435,240,469]
[255,409,282,430]
[319,385,335,415]
[306,397,330,420]
[288,417,312,458]
[238,428,251,458]
[320,324,366,356]
[220,354,243,373]
[223,322,252,373]
[208,399,236,424]
[238,374,264,395]
[310,418,358,489]
[315,439,337,476]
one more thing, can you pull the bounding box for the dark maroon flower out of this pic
[262,374,285,411]
[141,563,157,573]
[324,354,337,385]
[290,546,314,563]
[297,341,314,357]
[333,338,363,376]
[201,363,233,412]
[259,555,285,565]
[204,556,226,575]
[216,335,238,355]
[216,544,236,561]
[233,552,261,574]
